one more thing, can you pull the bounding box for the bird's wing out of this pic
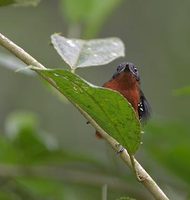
[138,90,151,123]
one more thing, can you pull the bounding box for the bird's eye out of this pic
[128,64,140,81]
[116,64,126,73]
[116,64,123,72]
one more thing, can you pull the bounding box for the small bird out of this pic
[96,62,151,138]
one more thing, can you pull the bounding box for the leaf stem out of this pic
[71,68,76,73]
[0,32,169,200]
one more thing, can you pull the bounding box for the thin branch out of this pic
[0,33,45,69]
[0,32,169,200]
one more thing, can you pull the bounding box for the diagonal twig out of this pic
[0,32,169,200]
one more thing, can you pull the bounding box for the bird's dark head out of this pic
[112,62,140,82]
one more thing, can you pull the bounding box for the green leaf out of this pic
[0,136,21,163]
[35,68,141,154]
[2,111,103,165]
[4,112,55,164]
[0,0,40,6]
[51,34,125,69]
[145,121,190,184]
[60,0,122,38]
[14,0,40,6]
[83,0,123,38]
[0,191,13,200]
[60,0,93,23]
[5,111,39,140]
[0,0,14,6]
[0,179,37,200]
[173,86,190,96]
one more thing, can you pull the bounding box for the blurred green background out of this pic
[0,0,190,199]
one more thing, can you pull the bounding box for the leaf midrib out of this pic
[73,41,85,68]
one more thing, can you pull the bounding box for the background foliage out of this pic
[0,0,190,199]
